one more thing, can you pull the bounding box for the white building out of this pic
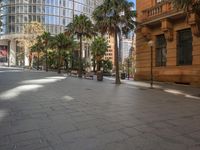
[121,32,135,64]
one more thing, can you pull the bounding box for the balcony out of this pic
[141,1,183,24]
[140,1,200,39]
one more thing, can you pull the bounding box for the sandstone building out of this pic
[104,34,115,65]
[135,0,200,86]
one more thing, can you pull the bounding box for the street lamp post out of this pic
[148,40,154,88]
[66,51,70,72]
[127,58,130,80]
[7,40,10,67]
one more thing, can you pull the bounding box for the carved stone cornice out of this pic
[161,19,173,41]
[188,13,200,37]
[141,26,152,41]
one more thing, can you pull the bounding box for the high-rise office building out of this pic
[104,32,135,69]
[0,0,102,66]
[121,33,134,64]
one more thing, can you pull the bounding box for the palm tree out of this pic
[41,32,51,72]
[51,33,75,74]
[66,14,94,78]
[30,36,43,70]
[91,37,108,71]
[172,0,200,16]
[93,0,136,84]
[48,50,57,69]
[102,59,113,73]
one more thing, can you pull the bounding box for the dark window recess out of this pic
[156,34,167,67]
[177,29,193,66]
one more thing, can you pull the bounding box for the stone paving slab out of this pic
[104,76,200,99]
[0,68,200,150]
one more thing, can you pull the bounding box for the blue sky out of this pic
[129,0,136,8]
[128,0,136,10]
[129,0,136,4]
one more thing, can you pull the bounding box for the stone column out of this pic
[9,40,16,66]
[24,45,29,66]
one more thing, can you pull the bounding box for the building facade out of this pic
[104,32,135,70]
[0,0,102,66]
[135,0,200,86]
[121,35,133,63]
[104,33,115,66]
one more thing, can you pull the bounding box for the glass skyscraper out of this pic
[0,0,101,35]
[0,0,102,66]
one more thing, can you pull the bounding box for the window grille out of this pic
[156,34,167,67]
[177,29,192,66]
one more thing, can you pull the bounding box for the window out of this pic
[33,6,36,13]
[177,29,193,66]
[156,34,167,67]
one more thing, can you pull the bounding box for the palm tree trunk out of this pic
[46,48,48,72]
[58,49,61,74]
[65,57,68,71]
[78,35,83,78]
[29,52,32,69]
[71,50,74,70]
[37,51,39,70]
[97,61,101,71]
[114,28,121,84]
[93,59,96,72]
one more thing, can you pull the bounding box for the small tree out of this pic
[48,51,57,69]
[41,32,51,72]
[124,56,133,78]
[102,59,113,73]
[62,50,72,71]
[51,33,76,74]
[30,36,44,70]
[17,21,44,68]
[91,37,108,71]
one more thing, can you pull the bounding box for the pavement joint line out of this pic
[1,67,200,150]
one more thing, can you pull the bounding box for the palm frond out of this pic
[172,0,200,16]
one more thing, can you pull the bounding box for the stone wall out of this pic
[135,0,200,86]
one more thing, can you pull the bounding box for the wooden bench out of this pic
[70,70,78,77]
[84,72,94,80]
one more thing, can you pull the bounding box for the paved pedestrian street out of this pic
[0,67,200,150]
